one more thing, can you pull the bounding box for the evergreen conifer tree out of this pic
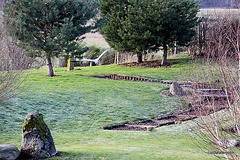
[100,0,200,64]
[4,0,101,76]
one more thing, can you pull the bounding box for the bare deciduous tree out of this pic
[187,12,240,159]
[0,15,34,101]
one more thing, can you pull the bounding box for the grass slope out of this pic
[0,56,216,159]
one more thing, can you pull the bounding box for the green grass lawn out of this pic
[0,56,217,159]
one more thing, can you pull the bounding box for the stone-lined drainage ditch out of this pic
[102,114,197,131]
[102,106,226,131]
[91,74,190,85]
[92,74,228,131]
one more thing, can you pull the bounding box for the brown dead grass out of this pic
[83,32,106,43]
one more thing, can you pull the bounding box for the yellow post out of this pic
[67,53,74,71]
[67,58,71,71]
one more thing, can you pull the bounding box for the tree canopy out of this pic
[100,0,200,64]
[4,0,101,76]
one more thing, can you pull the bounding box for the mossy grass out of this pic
[0,55,217,159]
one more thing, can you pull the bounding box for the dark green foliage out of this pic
[3,0,101,76]
[99,0,129,17]
[99,0,200,64]
[85,46,105,60]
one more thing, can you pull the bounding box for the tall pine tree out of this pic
[100,0,200,64]
[4,0,101,76]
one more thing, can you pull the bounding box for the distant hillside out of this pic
[200,0,240,8]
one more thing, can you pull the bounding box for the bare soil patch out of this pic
[43,75,61,77]
[220,127,238,134]
[119,60,178,68]
[102,105,226,131]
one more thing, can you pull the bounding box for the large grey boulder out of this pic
[169,82,184,96]
[21,113,57,158]
[0,144,20,160]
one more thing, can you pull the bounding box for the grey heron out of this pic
[73,45,115,65]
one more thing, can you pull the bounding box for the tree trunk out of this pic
[137,53,143,63]
[46,56,54,77]
[161,44,168,65]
